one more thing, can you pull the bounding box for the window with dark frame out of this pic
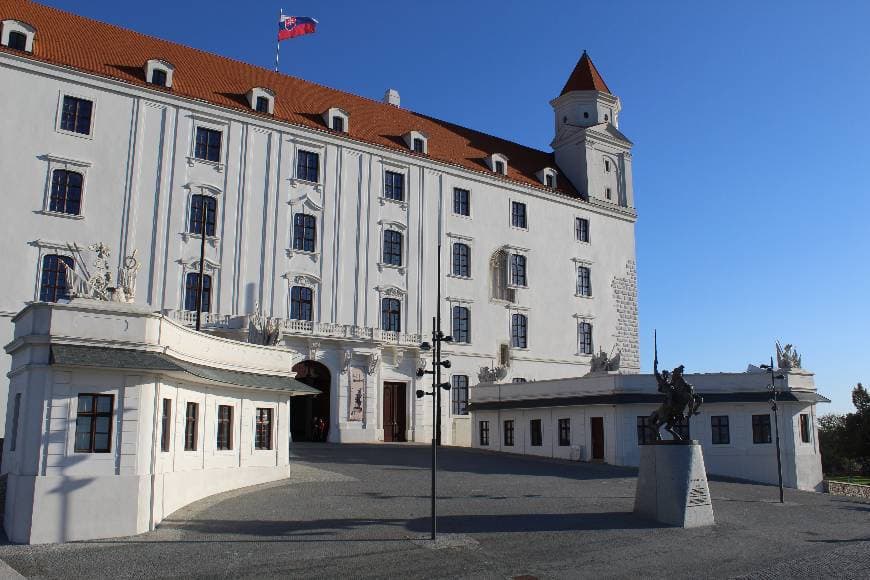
[452,243,470,277]
[40,254,74,302]
[381,297,401,332]
[504,419,515,446]
[296,149,319,182]
[189,195,217,237]
[558,418,571,446]
[605,187,612,200]
[184,402,198,451]
[194,127,222,162]
[255,96,270,113]
[412,137,425,153]
[10,393,21,452]
[255,408,274,450]
[577,265,592,296]
[452,375,469,416]
[494,160,505,175]
[7,31,28,51]
[510,254,527,286]
[511,201,527,228]
[293,213,317,252]
[578,321,593,355]
[60,95,93,135]
[530,419,543,446]
[453,188,470,216]
[216,405,233,450]
[545,173,555,187]
[799,413,811,443]
[382,229,403,266]
[384,171,405,201]
[637,416,654,445]
[479,420,489,446]
[160,398,172,452]
[452,306,470,344]
[183,273,211,312]
[575,217,590,242]
[711,415,730,445]
[50,169,83,215]
[331,116,345,132]
[511,313,528,349]
[290,285,313,321]
[74,394,113,453]
[752,414,772,444]
[150,68,168,87]
[605,159,611,173]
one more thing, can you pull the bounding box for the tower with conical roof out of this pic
[551,52,634,208]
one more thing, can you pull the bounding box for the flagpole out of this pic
[275,8,282,72]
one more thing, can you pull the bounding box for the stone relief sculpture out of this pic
[478,365,507,384]
[247,302,282,346]
[118,250,141,302]
[588,347,621,374]
[367,352,380,375]
[646,333,703,442]
[64,242,140,303]
[776,341,802,370]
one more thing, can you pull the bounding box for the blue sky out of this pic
[42,0,869,413]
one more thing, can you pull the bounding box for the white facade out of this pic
[3,299,307,544]
[470,371,827,491]
[0,4,639,447]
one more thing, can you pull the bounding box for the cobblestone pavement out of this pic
[0,443,868,579]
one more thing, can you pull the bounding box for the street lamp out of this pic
[760,356,786,503]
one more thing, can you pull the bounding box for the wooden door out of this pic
[383,382,407,442]
[590,417,605,460]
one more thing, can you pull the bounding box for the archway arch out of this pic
[290,360,331,442]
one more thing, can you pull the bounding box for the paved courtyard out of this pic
[1,443,868,579]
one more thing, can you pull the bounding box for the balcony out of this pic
[164,309,231,328]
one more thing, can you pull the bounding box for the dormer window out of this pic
[545,174,554,187]
[403,131,428,154]
[536,167,558,188]
[487,153,509,175]
[246,87,275,115]
[145,59,174,88]
[323,107,349,133]
[1,20,36,53]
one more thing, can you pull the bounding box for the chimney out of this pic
[383,88,400,107]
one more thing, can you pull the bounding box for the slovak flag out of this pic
[278,15,318,41]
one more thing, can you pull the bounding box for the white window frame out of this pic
[488,153,509,175]
[289,139,325,188]
[39,154,90,219]
[55,90,97,140]
[572,258,594,298]
[509,198,529,231]
[575,215,591,244]
[145,59,175,88]
[181,182,222,246]
[536,167,558,188]
[1,20,36,52]
[187,115,228,172]
[573,314,595,356]
[377,220,408,275]
[379,160,410,210]
[253,404,279,453]
[505,245,530,290]
[212,397,240,455]
[403,130,428,154]
[508,305,530,351]
[323,107,349,133]
[451,186,472,219]
[447,297,473,345]
[247,87,276,114]
[447,233,473,280]
[179,258,221,313]
[30,239,80,302]
[286,192,323,262]
[376,286,406,332]
[283,273,321,321]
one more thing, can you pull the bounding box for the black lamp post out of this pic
[760,356,786,503]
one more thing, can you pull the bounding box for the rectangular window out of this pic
[637,415,654,445]
[50,169,83,215]
[60,95,93,135]
[10,393,21,452]
[495,160,505,175]
[40,254,74,302]
[184,402,199,451]
[503,419,514,447]
[578,322,593,355]
[451,375,469,416]
[711,415,730,445]
[384,171,405,201]
[331,116,344,132]
[511,313,528,349]
[74,394,113,453]
[453,188,470,216]
[511,201,527,228]
[510,254,527,287]
[575,217,590,242]
[530,419,543,446]
[452,306,470,344]
[216,405,233,450]
[151,68,168,87]
[381,298,401,332]
[558,418,570,446]
[452,243,470,277]
[183,273,212,313]
[255,96,270,113]
[255,408,274,450]
[189,194,217,237]
[8,31,28,51]
[576,266,592,296]
[412,138,425,153]
[382,230,403,266]
[545,173,554,187]
[293,213,317,252]
[479,421,489,446]
[194,127,222,162]
[752,414,772,444]
[799,413,811,443]
[605,187,612,200]
[161,398,172,452]
[290,285,314,321]
[296,149,320,183]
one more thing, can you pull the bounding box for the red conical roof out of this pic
[559,51,611,95]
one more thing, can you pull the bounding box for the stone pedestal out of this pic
[633,441,714,527]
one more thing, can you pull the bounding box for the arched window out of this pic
[452,243,470,277]
[511,313,528,349]
[383,230,403,266]
[49,169,83,215]
[381,298,401,332]
[39,254,74,302]
[452,306,470,343]
[184,273,211,312]
[290,286,313,321]
[189,195,217,237]
[489,249,515,302]
[293,213,317,252]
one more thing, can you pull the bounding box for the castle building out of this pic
[0,1,638,449]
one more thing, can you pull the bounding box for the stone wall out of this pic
[825,480,870,499]
[612,259,639,372]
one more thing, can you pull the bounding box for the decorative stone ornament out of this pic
[776,341,802,370]
[247,302,282,346]
[64,242,140,304]
[367,352,380,375]
[587,346,621,374]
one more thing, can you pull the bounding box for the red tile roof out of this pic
[560,51,611,96]
[1,0,583,197]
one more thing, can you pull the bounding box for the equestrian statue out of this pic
[647,331,703,442]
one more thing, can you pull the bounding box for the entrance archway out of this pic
[291,360,331,442]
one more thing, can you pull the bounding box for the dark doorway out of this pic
[291,360,331,442]
[382,382,407,442]
[590,417,605,460]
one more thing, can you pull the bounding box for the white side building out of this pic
[0,2,638,449]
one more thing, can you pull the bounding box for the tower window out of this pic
[511,201,527,228]
[583,111,589,119]
[576,265,592,297]
[184,402,199,451]
[479,420,489,446]
[575,217,590,242]
[578,322,593,354]
[8,31,27,51]
[604,114,609,122]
